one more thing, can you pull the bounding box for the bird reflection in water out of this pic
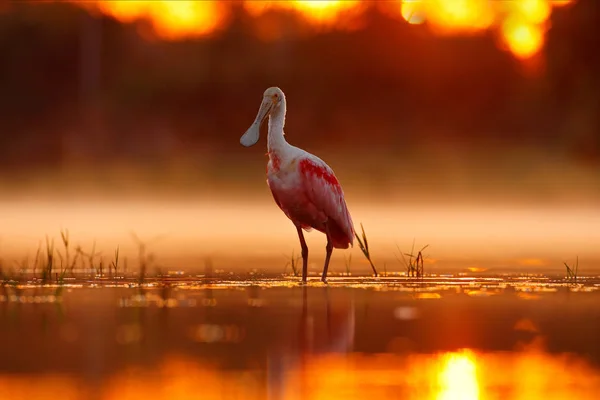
[261,293,600,400]
[267,287,356,400]
[265,291,482,400]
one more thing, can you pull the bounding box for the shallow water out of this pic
[1,276,599,399]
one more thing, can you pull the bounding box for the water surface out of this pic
[1,276,599,399]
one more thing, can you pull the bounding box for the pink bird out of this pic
[240,87,354,284]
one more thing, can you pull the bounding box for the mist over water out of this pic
[2,142,598,276]
[1,187,598,275]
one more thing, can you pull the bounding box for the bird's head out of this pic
[240,87,285,147]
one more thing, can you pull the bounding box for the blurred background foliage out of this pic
[0,1,597,203]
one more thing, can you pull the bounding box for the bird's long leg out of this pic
[321,223,334,284]
[296,226,309,284]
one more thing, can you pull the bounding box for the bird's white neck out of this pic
[267,99,288,154]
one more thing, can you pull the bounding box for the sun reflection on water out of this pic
[0,349,598,399]
[436,350,479,400]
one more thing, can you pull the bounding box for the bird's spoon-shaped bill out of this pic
[240,99,272,147]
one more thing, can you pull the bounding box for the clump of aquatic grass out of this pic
[396,240,429,278]
[110,247,120,277]
[76,241,102,278]
[56,228,80,282]
[564,256,579,281]
[134,238,147,283]
[59,229,69,275]
[42,236,55,283]
[4,230,164,283]
[97,256,105,277]
[59,229,80,277]
[355,223,378,277]
[284,250,301,277]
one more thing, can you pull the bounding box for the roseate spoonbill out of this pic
[240,87,354,284]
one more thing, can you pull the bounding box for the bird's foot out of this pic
[321,277,328,284]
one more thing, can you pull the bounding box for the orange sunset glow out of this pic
[1,1,599,399]
[74,0,575,59]
[244,0,365,27]
[90,1,230,40]
[1,350,598,400]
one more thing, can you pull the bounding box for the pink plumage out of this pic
[267,157,354,249]
[240,86,355,283]
[298,158,354,249]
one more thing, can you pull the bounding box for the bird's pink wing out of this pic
[298,158,354,247]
